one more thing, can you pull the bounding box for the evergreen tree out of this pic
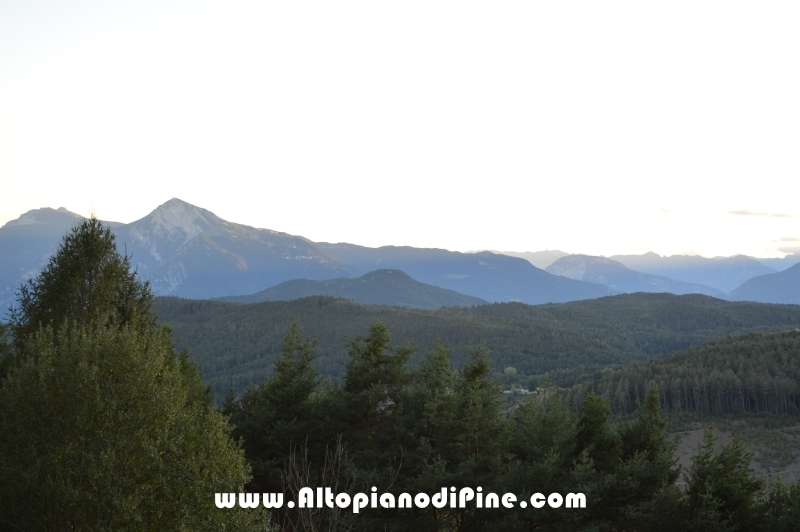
[500,385,579,531]
[450,344,504,532]
[10,216,153,345]
[611,384,684,531]
[342,321,414,453]
[0,218,259,530]
[453,344,502,463]
[575,394,621,474]
[754,476,800,531]
[685,428,763,531]
[227,318,320,493]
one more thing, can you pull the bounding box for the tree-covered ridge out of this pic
[155,293,800,399]
[463,293,800,356]
[154,296,629,398]
[568,330,800,417]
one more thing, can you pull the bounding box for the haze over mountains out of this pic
[313,242,613,304]
[493,250,570,269]
[546,255,727,298]
[218,269,488,309]
[1,198,798,311]
[608,252,778,293]
[730,262,800,304]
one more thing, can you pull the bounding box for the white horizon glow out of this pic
[1,1,798,258]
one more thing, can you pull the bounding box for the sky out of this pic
[1,1,798,258]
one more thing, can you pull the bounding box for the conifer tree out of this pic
[10,216,153,345]
[575,394,621,473]
[453,344,502,462]
[342,321,414,452]
[227,318,320,493]
[0,217,259,530]
[685,428,763,531]
[611,384,684,531]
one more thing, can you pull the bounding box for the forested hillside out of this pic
[155,296,625,397]
[155,293,800,399]
[219,319,800,531]
[567,330,800,417]
[466,293,800,356]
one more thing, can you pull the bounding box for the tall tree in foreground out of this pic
[0,217,259,530]
[10,216,153,345]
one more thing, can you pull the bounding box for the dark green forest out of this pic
[155,294,800,399]
[567,330,800,417]
[221,317,800,531]
[3,219,800,531]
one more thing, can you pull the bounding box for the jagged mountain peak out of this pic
[130,198,223,238]
[118,198,228,268]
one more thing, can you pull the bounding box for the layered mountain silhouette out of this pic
[608,252,776,293]
[218,269,488,308]
[546,255,727,298]
[0,199,613,308]
[314,243,614,304]
[756,253,800,272]
[5,199,795,308]
[729,262,800,304]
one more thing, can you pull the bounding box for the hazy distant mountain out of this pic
[218,269,488,309]
[1,199,614,306]
[755,254,800,272]
[494,250,570,269]
[729,262,800,304]
[315,243,614,304]
[113,199,352,299]
[546,255,727,297]
[608,252,775,293]
[0,207,92,314]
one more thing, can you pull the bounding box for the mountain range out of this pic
[545,255,728,297]
[1,198,798,310]
[0,199,612,310]
[607,252,777,293]
[313,242,613,304]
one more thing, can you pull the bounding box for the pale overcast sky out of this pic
[1,1,798,257]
